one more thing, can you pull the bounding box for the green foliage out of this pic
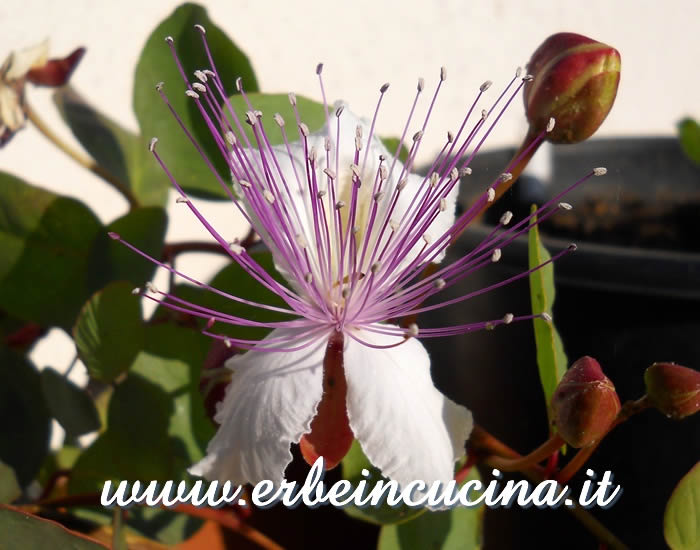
[377,470,483,550]
[54,87,170,207]
[664,461,700,550]
[528,205,568,423]
[380,137,410,163]
[73,282,144,383]
[0,461,21,504]
[678,117,700,165]
[0,347,51,486]
[40,368,101,438]
[0,507,108,549]
[133,2,258,199]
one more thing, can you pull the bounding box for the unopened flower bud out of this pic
[524,32,621,144]
[644,362,700,420]
[551,356,621,447]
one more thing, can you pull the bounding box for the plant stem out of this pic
[487,433,564,472]
[25,102,139,209]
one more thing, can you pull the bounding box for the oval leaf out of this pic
[40,367,100,438]
[665,461,700,550]
[73,281,144,382]
[133,2,258,198]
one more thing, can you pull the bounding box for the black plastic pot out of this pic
[422,137,700,549]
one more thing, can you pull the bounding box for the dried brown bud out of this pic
[524,32,621,144]
[645,362,700,420]
[551,356,621,447]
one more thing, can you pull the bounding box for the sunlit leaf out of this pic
[133,2,258,198]
[528,204,568,423]
[73,282,144,383]
[0,347,51,486]
[664,461,700,550]
[40,367,100,438]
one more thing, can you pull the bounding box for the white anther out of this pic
[305,272,313,284]
[593,167,607,176]
[235,77,243,92]
[316,62,323,75]
[460,167,473,176]
[500,211,513,225]
[434,278,446,290]
[192,82,206,93]
[203,70,215,78]
[223,338,232,348]
[568,243,578,251]
[430,172,439,187]
[335,105,344,117]
[417,77,425,91]
[131,287,141,295]
[185,90,199,99]
[370,262,382,274]
[288,92,297,106]
[324,136,332,151]
[541,312,553,322]
[254,109,263,118]
[245,111,257,125]
[324,168,336,180]
[176,196,189,204]
[413,130,423,142]
[355,125,363,139]
[380,82,390,93]
[146,282,159,294]
[397,178,408,191]
[355,136,363,151]
[516,66,523,78]
[480,80,493,92]
[502,313,514,324]
[422,233,433,244]
[558,202,573,210]
[450,167,459,180]
[155,81,164,92]
[351,164,361,179]
[308,147,317,163]
[407,323,419,338]
[148,137,158,152]
[440,66,447,81]
[447,131,454,143]
[546,117,556,132]
[299,122,309,137]
[352,226,360,234]
[194,70,207,82]
[225,131,236,145]
[523,74,534,82]
[439,198,447,212]
[317,189,327,199]
[491,248,502,262]
[374,191,385,202]
[481,109,488,120]
[295,234,308,248]
[263,190,275,204]
[380,165,388,180]
[229,242,244,255]
[335,200,346,210]
[238,179,251,188]
[487,188,496,202]
[165,36,174,44]
[389,219,399,231]
[194,24,206,34]
[499,173,513,183]
[271,113,284,128]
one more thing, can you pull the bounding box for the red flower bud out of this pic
[26,47,85,87]
[524,32,621,143]
[551,356,621,448]
[645,362,700,420]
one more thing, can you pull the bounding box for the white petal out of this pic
[189,328,328,484]
[343,326,472,491]
[5,39,50,80]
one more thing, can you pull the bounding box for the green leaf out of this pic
[54,87,170,207]
[341,440,426,525]
[69,323,213,494]
[0,506,108,549]
[40,368,100,438]
[377,470,483,550]
[134,2,258,199]
[664,461,700,550]
[73,281,144,383]
[380,137,410,163]
[0,461,21,504]
[678,118,700,166]
[528,204,568,422]
[103,207,168,285]
[0,347,51,486]
[0,172,104,329]
[224,92,327,147]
